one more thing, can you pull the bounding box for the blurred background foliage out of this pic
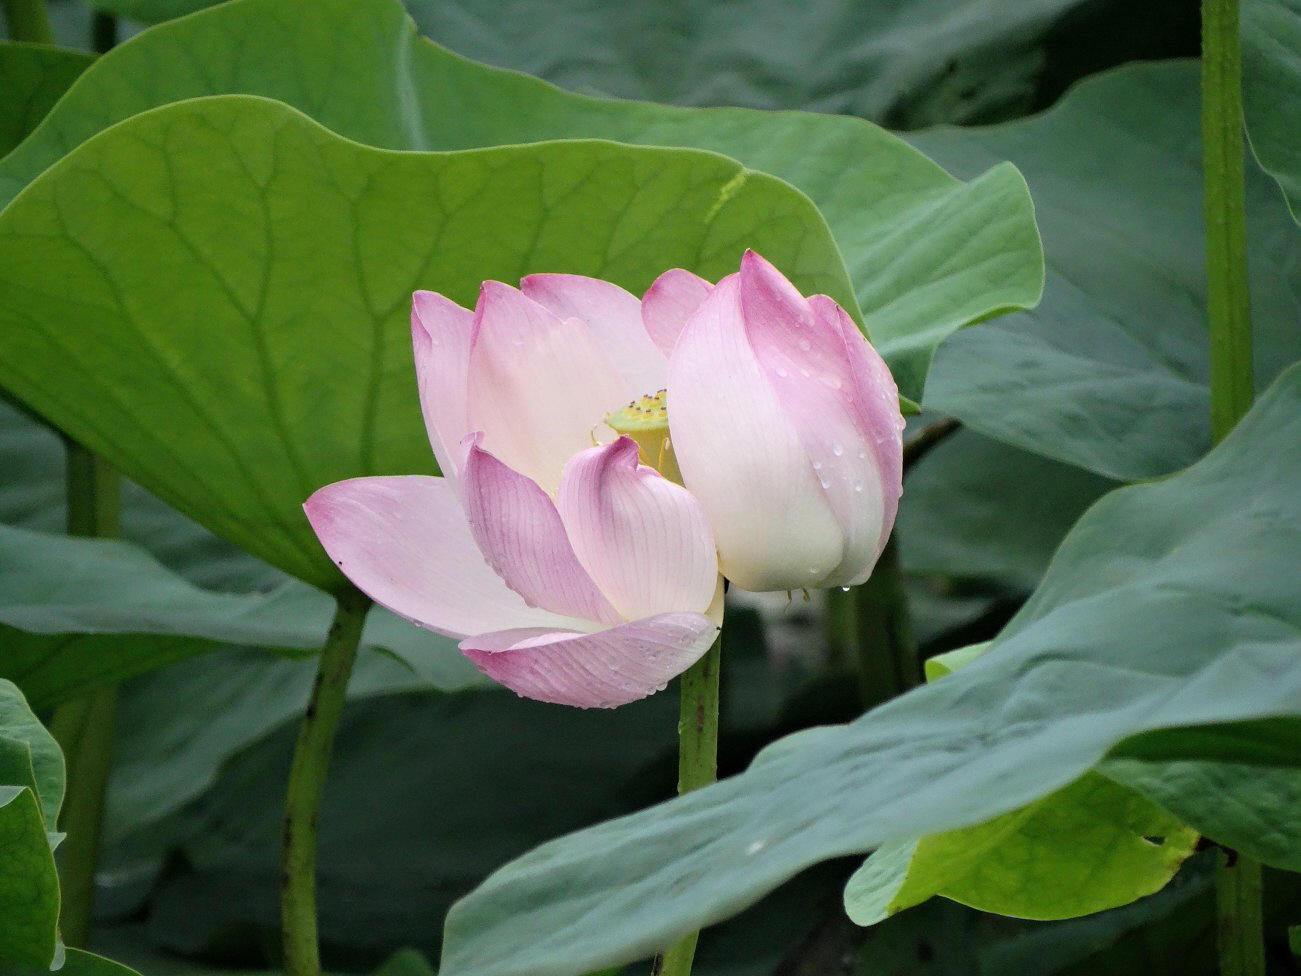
[2,0,1296,974]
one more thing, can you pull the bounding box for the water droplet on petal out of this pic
[857,451,867,460]
[832,443,844,456]
[812,459,822,470]
[775,365,789,378]
[840,586,851,592]
[819,478,830,489]
[808,566,820,575]
[800,367,811,377]
[798,338,811,351]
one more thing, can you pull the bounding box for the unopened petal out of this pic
[411,291,474,481]
[555,437,719,620]
[304,476,584,638]
[521,273,667,394]
[667,274,843,592]
[459,612,719,707]
[641,268,714,356]
[466,282,628,492]
[461,437,620,625]
[737,250,897,586]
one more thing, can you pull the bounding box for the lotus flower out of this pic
[305,250,901,706]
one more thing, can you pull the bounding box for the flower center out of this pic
[604,389,682,485]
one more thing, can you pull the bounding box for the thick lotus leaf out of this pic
[437,364,1301,976]
[0,680,63,970]
[898,427,1115,590]
[0,93,860,590]
[843,651,1196,925]
[0,0,1043,402]
[1242,0,1301,220]
[914,60,1301,480]
[0,41,93,156]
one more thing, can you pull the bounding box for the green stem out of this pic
[651,633,722,976]
[90,10,116,53]
[51,441,121,948]
[1,0,53,42]
[1202,0,1253,444]
[851,538,918,710]
[280,588,371,976]
[1201,1,1263,973]
[1216,852,1266,976]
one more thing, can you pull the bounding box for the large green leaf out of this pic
[0,0,1043,402]
[914,60,1301,479]
[1242,0,1301,221]
[842,649,1198,925]
[437,364,1301,976]
[0,41,93,156]
[0,93,858,591]
[0,680,63,970]
[0,522,482,709]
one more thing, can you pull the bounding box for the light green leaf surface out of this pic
[0,93,857,591]
[845,648,1197,925]
[0,0,1043,402]
[0,41,94,156]
[438,364,1301,976]
[1100,757,1301,871]
[914,60,1301,479]
[1242,0,1301,220]
[0,680,63,970]
[0,521,482,709]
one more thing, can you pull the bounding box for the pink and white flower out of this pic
[304,250,902,707]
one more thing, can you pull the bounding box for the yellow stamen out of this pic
[604,389,683,485]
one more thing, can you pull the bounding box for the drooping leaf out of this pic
[0,521,481,709]
[1242,0,1301,221]
[0,41,93,156]
[0,93,858,591]
[0,680,63,970]
[0,0,1043,402]
[914,60,1301,479]
[437,364,1301,976]
[1099,756,1301,871]
[842,647,1198,925]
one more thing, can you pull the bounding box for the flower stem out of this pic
[1201,0,1263,972]
[849,538,918,710]
[651,632,722,976]
[1202,0,1253,444]
[50,441,120,948]
[280,588,371,976]
[1,0,53,42]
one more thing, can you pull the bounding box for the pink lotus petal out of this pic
[813,293,905,580]
[411,291,474,481]
[555,437,719,620]
[521,273,667,394]
[666,274,844,592]
[461,436,621,625]
[466,282,629,493]
[738,251,893,585]
[641,268,713,356]
[460,612,719,707]
[304,476,586,638]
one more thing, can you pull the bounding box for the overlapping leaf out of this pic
[0,93,858,590]
[0,0,1043,402]
[1242,0,1301,220]
[0,41,93,156]
[438,364,1301,976]
[914,61,1301,479]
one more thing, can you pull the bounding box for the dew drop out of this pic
[812,459,822,470]
[840,586,851,592]
[808,566,820,575]
[798,338,811,351]
[775,365,789,378]
[819,478,830,489]
[853,481,864,493]
[857,451,867,460]
[832,443,844,457]
[821,374,842,390]
[800,367,811,377]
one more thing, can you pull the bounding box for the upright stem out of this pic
[651,633,722,976]
[851,539,919,710]
[1,0,53,42]
[281,588,371,976]
[50,442,120,948]
[1201,1,1262,973]
[1217,852,1265,976]
[1202,0,1253,442]
[90,10,117,52]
